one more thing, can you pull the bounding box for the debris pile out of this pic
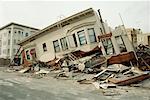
[8,45,150,89]
[136,44,150,71]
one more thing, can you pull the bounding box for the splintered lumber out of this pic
[77,79,95,84]
[19,67,31,73]
[94,69,107,78]
[109,73,150,86]
[99,83,116,89]
[107,51,136,65]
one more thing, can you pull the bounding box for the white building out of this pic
[0,22,39,59]
[137,33,150,46]
[18,8,134,63]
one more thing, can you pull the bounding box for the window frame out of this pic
[101,38,115,55]
[42,43,47,52]
[88,28,97,43]
[77,30,87,45]
[115,35,127,53]
[53,40,60,53]
[60,37,68,51]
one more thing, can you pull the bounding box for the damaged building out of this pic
[17,8,135,66]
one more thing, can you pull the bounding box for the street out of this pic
[0,67,150,100]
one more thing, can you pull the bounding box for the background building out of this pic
[137,33,150,46]
[126,28,142,47]
[0,22,39,59]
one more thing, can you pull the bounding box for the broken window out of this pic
[67,34,78,48]
[115,36,127,53]
[88,28,97,43]
[101,38,115,55]
[60,37,68,50]
[53,40,60,53]
[77,30,87,45]
[42,43,47,52]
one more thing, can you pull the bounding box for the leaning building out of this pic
[18,8,134,63]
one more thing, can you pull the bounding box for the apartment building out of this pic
[18,8,134,63]
[137,33,150,46]
[0,22,39,59]
[126,28,142,47]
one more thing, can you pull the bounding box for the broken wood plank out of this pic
[18,67,31,73]
[109,73,150,86]
[94,69,107,78]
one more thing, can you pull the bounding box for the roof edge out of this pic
[0,22,40,31]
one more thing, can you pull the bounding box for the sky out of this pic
[0,0,150,33]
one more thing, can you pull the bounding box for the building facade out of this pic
[0,23,39,59]
[137,33,150,46]
[126,28,142,47]
[18,8,134,63]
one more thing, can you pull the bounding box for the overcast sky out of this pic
[0,0,149,33]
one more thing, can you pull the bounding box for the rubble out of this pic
[18,67,31,73]
[136,44,150,71]
[35,69,49,75]
[109,73,150,86]
[99,83,116,89]
[7,44,150,91]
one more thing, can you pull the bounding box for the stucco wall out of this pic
[22,14,103,62]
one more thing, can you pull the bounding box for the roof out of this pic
[18,8,95,45]
[0,22,40,31]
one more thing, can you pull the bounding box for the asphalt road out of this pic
[0,68,150,100]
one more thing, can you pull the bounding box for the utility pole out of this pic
[98,9,106,34]
[119,13,138,61]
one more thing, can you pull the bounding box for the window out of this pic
[42,43,47,52]
[73,34,78,47]
[8,31,11,33]
[13,49,16,54]
[77,30,87,45]
[100,28,103,34]
[14,31,17,33]
[88,28,97,43]
[3,49,6,54]
[3,33,7,37]
[8,39,10,45]
[18,31,21,35]
[101,38,115,55]
[25,33,28,37]
[0,40,1,46]
[14,39,16,44]
[115,36,127,53]
[3,41,6,45]
[22,32,24,36]
[7,49,10,54]
[60,37,68,50]
[26,50,30,60]
[53,40,60,53]
[67,34,78,48]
